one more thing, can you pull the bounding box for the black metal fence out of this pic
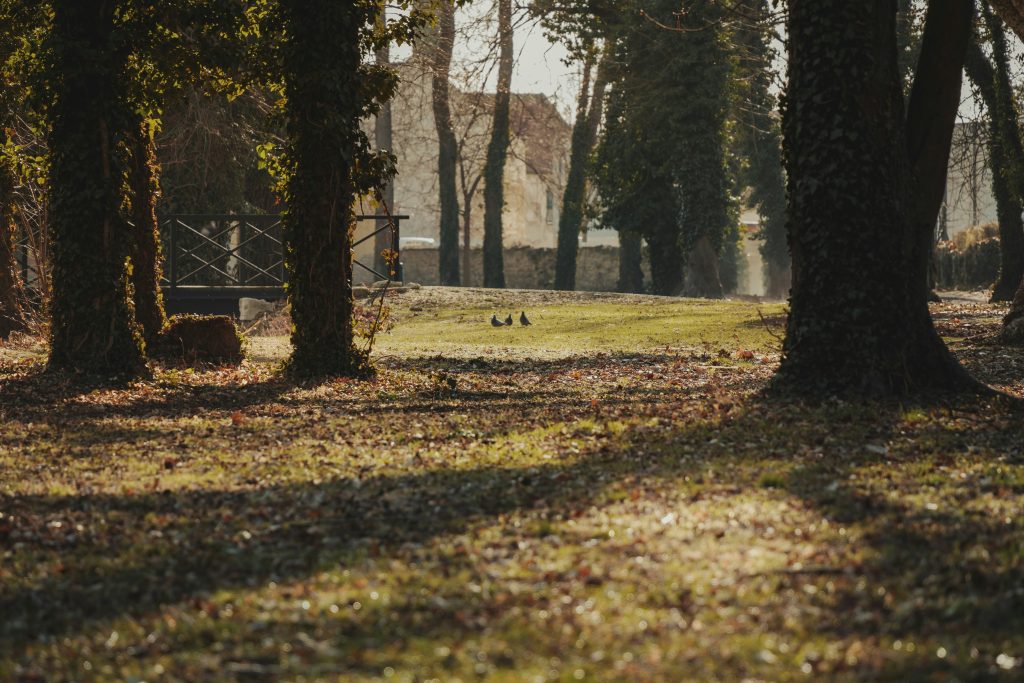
[10,213,405,315]
[160,213,407,301]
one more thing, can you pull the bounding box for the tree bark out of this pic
[1004,275,1024,342]
[280,0,364,376]
[374,41,396,278]
[127,118,167,343]
[617,229,644,293]
[0,129,26,339]
[47,0,145,375]
[778,0,977,396]
[647,211,684,296]
[431,0,460,286]
[683,235,723,299]
[989,0,1024,39]
[482,0,513,289]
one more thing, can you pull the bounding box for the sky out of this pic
[393,5,581,121]
[392,5,1007,127]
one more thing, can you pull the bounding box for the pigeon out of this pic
[520,311,531,326]
[504,314,513,326]
[491,314,505,327]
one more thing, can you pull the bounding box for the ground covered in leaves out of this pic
[1,289,1023,681]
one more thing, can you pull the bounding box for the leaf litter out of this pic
[0,292,1022,681]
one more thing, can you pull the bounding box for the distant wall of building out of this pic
[393,246,649,292]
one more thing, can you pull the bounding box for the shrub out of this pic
[934,223,1001,290]
[153,314,245,366]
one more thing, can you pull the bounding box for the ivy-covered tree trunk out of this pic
[673,0,732,300]
[431,0,460,286]
[988,0,1024,341]
[617,229,644,293]
[555,53,610,291]
[778,0,976,395]
[47,0,145,375]
[127,118,167,343]
[280,0,364,376]
[647,210,684,296]
[482,0,512,289]
[965,7,1024,302]
[553,58,593,292]
[0,133,26,339]
[1004,275,1024,341]
[374,41,395,278]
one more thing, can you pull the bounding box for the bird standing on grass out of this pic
[504,314,513,326]
[491,314,505,327]
[520,311,531,326]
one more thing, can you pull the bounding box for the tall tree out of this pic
[0,127,25,339]
[555,49,610,291]
[46,0,145,375]
[964,4,1024,302]
[778,0,977,395]
[671,0,734,299]
[554,56,593,291]
[482,0,513,288]
[279,0,371,376]
[276,0,422,376]
[0,4,30,339]
[733,0,789,299]
[593,1,735,297]
[430,0,460,285]
[593,71,683,295]
[986,0,1024,338]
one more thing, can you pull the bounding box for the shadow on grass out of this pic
[2,387,1023,678]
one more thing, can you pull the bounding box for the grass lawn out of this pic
[1,288,1023,681]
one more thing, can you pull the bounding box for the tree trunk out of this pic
[555,52,610,291]
[647,213,684,296]
[965,46,1024,302]
[971,6,1024,301]
[431,0,460,286]
[0,130,26,339]
[683,235,723,299]
[778,0,976,396]
[280,0,364,376]
[553,58,593,292]
[374,41,396,278]
[482,0,513,289]
[1004,275,1024,342]
[47,0,145,375]
[127,118,167,343]
[674,1,731,300]
[460,172,482,286]
[617,230,644,293]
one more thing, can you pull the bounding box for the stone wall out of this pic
[390,246,650,292]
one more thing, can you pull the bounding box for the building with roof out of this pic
[354,60,572,268]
